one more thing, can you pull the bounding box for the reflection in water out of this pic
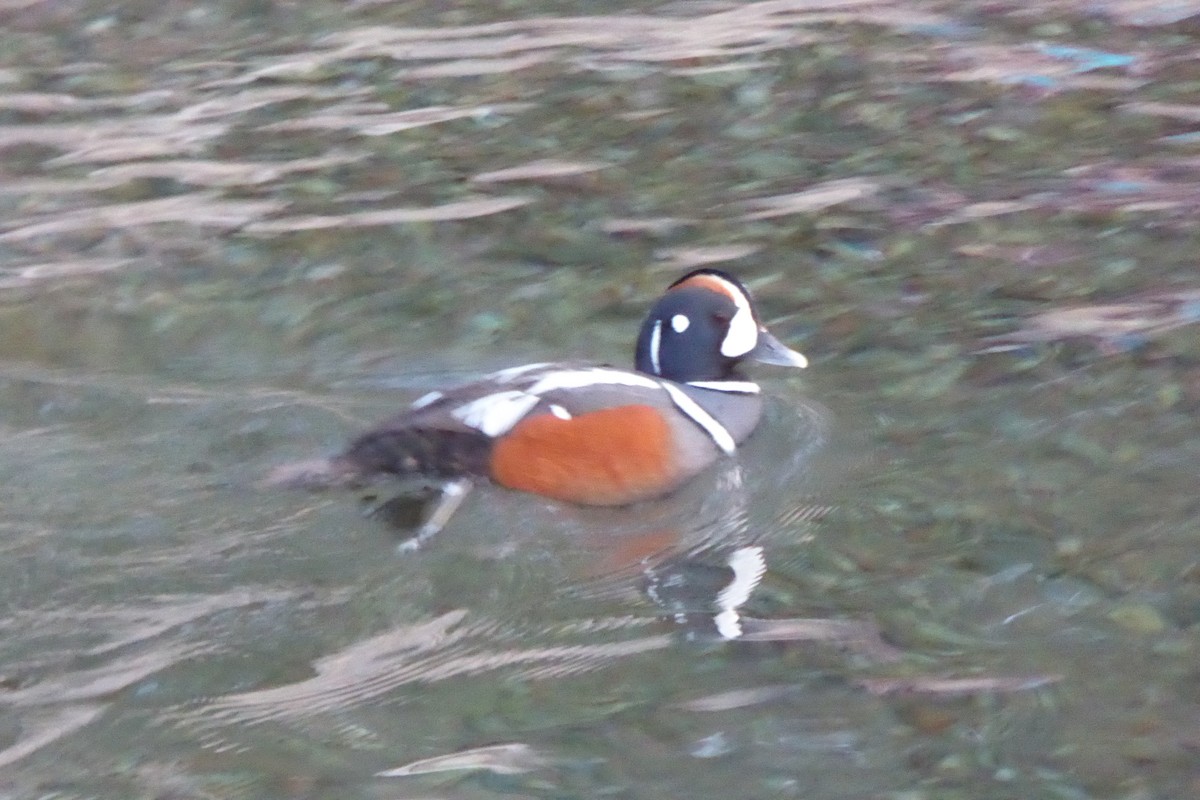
[176,610,672,731]
[6,644,208,707]
[648,545,768,640]
[0,589,286,773]
[166,394,865,746]
[174,398,825,730]
[0,705,106,770]
[376,741,547,777]
[2,0,1197,796]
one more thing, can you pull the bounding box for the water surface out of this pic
[1,1,1199,797]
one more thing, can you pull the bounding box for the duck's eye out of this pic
[712,311,731,326]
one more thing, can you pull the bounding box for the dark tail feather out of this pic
[341,428,492,481]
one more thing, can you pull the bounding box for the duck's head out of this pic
[635,269,808,382]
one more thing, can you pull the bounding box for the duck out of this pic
[272,268,807,549]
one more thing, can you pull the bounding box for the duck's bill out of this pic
[750,329,808,368]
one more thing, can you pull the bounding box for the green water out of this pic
[0,1,1198,797]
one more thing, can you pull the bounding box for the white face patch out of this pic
[648,319,663,375]
[670,313,690,333]
[450,390,540,437]
[548,404,572,420]
[689,273,759,358]
[720,287,758,358]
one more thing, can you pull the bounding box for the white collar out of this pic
[684,380,761,394]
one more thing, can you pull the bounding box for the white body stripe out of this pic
[660,382,736,454]
[446,366,745,452]
[450,390,540,437]
[410,390,444,409]
[527,367,662,394]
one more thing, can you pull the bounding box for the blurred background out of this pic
[0,1,1198,797]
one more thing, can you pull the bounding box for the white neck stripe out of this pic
[648,319,662,376]
[660,382,736,454]
[685,380,760,394]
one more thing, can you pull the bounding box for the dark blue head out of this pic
[635,269,807,382]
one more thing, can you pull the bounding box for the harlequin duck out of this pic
[271,269,807,549]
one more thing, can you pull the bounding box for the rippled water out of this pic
[2,1,1199,797]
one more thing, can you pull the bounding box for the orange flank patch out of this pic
[489,405,679,505]
[671,272,737,301]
